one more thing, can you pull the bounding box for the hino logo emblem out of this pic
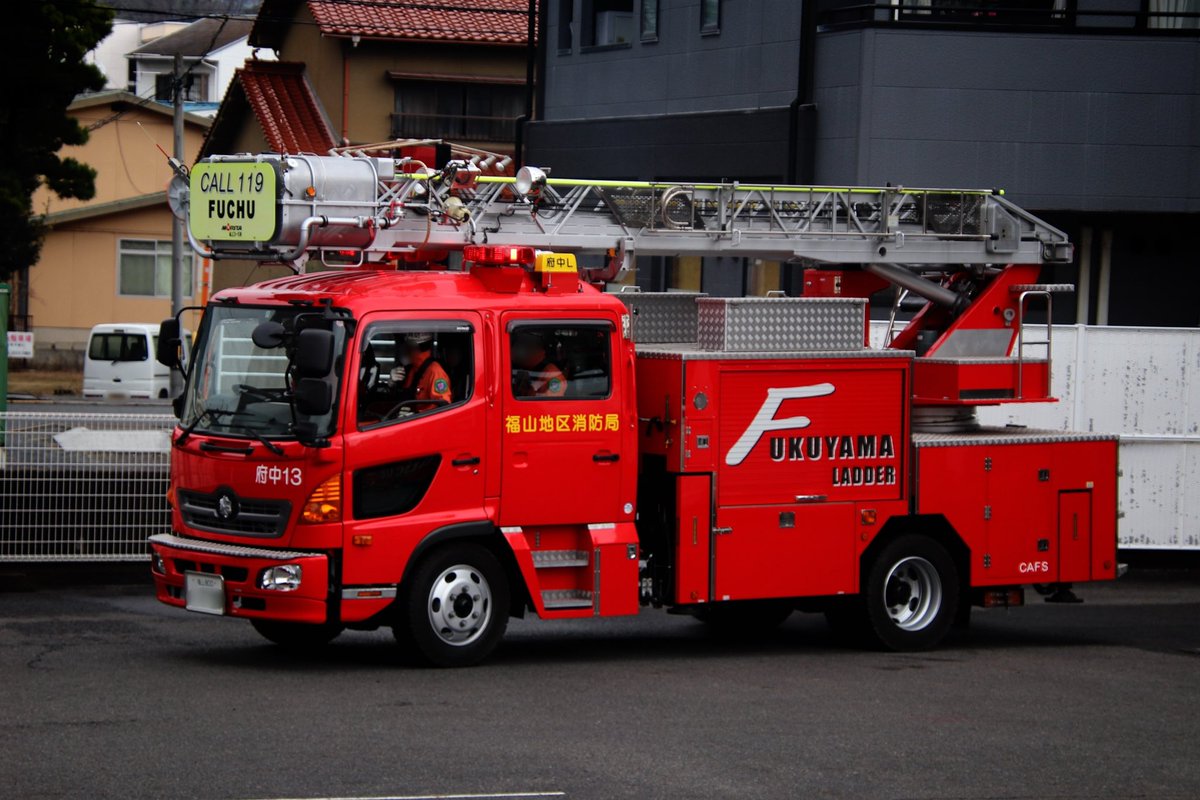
[216,493,238,520]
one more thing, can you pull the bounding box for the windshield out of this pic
[181,304,348,441]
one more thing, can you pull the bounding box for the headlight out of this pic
[151,551,166,575]
[259,564,302,592]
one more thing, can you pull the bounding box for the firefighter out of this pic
[390,332,452,404]
[511,330,567,398]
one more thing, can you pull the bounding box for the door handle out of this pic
[592,453,620,463]
[795,494,827,503]
[451,456,481,467]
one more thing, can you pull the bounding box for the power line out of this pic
[87,15,232,133]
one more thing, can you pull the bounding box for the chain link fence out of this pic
[0,412,175,562]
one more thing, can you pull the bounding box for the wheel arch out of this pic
[398,520,530,618]
[860,514,970,593]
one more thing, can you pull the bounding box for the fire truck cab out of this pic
[149,153,1119,666]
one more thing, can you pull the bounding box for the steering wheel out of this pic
[381,397,449,421]
[233,384,283,403]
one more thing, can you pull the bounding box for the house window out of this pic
[641,0,659,39]
[559,0,574,50]
[701,0,720,33]
[154,69,209,102]
[583,0,635,47]
[1149,0,1200,27]
[392,81,523,142]
[118,240,193,298]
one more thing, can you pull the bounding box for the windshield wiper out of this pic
[237,426,285,456]
[176,407,235,445]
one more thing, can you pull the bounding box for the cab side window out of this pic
[510,323,611,401]
[357,322,473,427]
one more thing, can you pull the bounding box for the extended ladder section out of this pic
[185,154,1073,271]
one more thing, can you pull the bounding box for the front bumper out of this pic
[149,533,331,624]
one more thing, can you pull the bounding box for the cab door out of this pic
[340,313,486,588]
[498,315,626,526]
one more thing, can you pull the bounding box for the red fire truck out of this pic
[149,152,1118,666]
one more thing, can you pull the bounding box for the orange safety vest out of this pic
[403,350,453,403]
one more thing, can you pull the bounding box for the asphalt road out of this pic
[1,572,1198,800]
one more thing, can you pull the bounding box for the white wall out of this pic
[85,19,144,91]
[870,321,1200,550]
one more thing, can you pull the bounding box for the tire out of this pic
[250,619,343,648]
[693,600,793,637]
[396,543,509,667]
[862,535,959,651]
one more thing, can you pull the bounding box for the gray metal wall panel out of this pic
[543,0,802,121]
[813,29,1200,212]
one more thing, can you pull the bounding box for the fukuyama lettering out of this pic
[727,382,899,488]
[726,383,835,466]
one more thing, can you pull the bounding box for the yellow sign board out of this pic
[189,162,277,242]
[535,252,577,273]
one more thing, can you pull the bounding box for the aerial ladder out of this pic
[179,150,1076,413]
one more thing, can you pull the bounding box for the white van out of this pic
[83,323,187,400]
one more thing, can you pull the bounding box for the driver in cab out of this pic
[391,332,452,404]
[512,331,567,398]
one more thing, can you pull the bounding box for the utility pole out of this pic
[170,53,185,397]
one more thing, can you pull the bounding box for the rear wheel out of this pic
[396,543,509,667]
[250,619,343,648]
[863,535,959,651]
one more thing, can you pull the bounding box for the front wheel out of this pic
[396,543,509,667]
[250,619,343,649]
[863,535,959,651]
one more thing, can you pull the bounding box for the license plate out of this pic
[185,571,226,615]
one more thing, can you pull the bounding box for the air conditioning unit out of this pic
[594,11,634,45]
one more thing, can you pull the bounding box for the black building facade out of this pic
[527,0,1200,325]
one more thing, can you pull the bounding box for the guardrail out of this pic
[0,412,175,562]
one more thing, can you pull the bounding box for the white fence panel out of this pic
[0,412,175,562]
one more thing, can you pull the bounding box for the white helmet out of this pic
[403,332,434,347]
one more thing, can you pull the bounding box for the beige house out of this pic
[245,0,532,152]
[28,91,210,366]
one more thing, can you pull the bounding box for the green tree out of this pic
[0,1,113,280]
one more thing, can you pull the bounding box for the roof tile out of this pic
[236,61,337,154]
[307,0,533,45]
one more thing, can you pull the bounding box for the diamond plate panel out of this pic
[696,297,866,352]
[616,292,704,343]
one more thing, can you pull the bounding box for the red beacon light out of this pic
[463,245,537,267]
[465,246,579,294]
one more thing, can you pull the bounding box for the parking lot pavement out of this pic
[1,571,1198,800]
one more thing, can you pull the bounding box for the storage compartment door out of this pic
[712,502,855,601]
[1058,490,1092,583]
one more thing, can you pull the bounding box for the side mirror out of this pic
[294,378,332,416]
[156,318,181,368]
[295,328,335,378]
[251,321,286,349]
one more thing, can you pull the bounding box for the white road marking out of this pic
[246,793,566,800]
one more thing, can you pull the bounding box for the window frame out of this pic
[355,319,476,431]
[641,0,660,41]
[701,0,721,34]
[507,319,616,403]
[116,238,194,299]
